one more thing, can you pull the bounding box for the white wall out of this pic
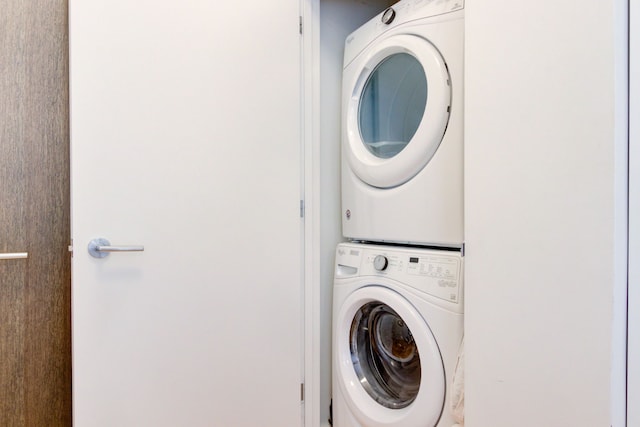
[464,1,628,426]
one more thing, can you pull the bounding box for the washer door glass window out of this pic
[358,53,427,160]
[345,34,451,188]
[350,301,421,409]
[335,286,445,426]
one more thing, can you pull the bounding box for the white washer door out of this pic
[335,285,445,427]
[345,34,451,188]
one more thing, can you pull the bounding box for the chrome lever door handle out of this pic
[0,252,28,260]
[88,238,144,258]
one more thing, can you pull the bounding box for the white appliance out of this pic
[341,0,464,248]
[332,242,463,427]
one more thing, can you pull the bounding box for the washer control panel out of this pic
[335,243,463,306]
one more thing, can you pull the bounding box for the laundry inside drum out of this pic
[374,312,416,362]
[350,302,421,409]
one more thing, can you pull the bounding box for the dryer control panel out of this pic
[344,0,464,67]
[335,242,463,307]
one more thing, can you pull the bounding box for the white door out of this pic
[69,2,302,426]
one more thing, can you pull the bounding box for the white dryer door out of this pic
[335,285,445,427]
[344,34,451,188]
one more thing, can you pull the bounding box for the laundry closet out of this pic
[307,0,629,426]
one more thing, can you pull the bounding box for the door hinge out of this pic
[300,199,305,218]
[68,239,73,257]
[300,383,305,401]
[299,16,303,34]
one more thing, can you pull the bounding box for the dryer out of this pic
[332,242,463,427]
[341,0,464,248]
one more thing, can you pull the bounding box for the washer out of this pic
[341,0,464,248]
[332,242,463,427]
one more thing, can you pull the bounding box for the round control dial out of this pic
[373,255,389,271]
[381,7,396,25]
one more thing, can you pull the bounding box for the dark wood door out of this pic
[0,1,71,425]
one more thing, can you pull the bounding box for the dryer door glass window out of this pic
[358,53,427,159]
[350,301,421,409]
[344,34,452,189]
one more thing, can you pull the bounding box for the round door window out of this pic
[344,34,451,188]
[358,53,427,159]
[350,301,421,409]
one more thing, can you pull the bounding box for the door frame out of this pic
[628,0,639,424]
[302,2,323,427]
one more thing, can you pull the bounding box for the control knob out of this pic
[381,7,396,25]
[373,255,388,271]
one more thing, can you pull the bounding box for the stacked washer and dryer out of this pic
[332,1,465,426]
